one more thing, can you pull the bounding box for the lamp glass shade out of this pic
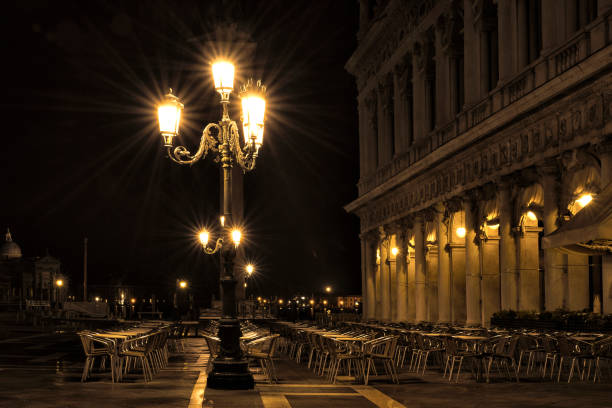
[231,229,242,246]
[241,95,265,146]
[199,230,209,246]
[212,61,235,93]
[158,91,183,139]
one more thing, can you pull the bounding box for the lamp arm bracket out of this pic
[203,237,223,255]
[167,123,222,165]
[228,121,258,172]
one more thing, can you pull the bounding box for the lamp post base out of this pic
[206,358,254,389]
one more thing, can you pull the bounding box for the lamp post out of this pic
[156,61,265,389]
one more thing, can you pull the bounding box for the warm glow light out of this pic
[325,286,332,293]
[257,296,262,301]
[456,227,466,238]
[323,300,328,305]
[246,264,254,276]
[199,230,209,246]
[158,90,183,146]
[232,229,242,247]
[309,299,315,305]
[577,193,593,207]
[355,302,359,307]
[94,296,100,302]
[241,95,265,147]
[301,296,305,300]
[244,282,247,288]
[391,247,399,256]
[278,299,283,304]
[179,280,187,289]
[55,279,63,287]
[130,298,136,304]
[220,216,225,227]
[339,300,344,306]
[212,61,234,95]
[263,299,267,303]
[487,223,500,229]
[526,211,537,221]
[376,248,381,263]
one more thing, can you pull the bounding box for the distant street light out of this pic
[179,280,188,289]
[55,279,63,287]
[157,60,266,390]
[325,286,332,293]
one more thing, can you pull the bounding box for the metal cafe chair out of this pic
[120,334,156,383]
[78,331,117,382]
[363,335,400,385]
[247,334,280,384]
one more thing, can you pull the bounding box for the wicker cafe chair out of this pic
[325,337,364,384]
[481,335,520,383]
[78,331,117,382]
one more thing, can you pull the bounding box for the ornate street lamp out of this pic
[158,61,266,389]
[157,60,266,389]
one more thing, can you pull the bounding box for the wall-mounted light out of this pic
[456,227,466,238]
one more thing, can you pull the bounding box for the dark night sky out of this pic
[1,0,360,299]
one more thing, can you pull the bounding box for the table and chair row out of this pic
[78,321,192,383]
[271,320,612,385]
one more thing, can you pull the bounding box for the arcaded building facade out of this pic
[345,0,612,326]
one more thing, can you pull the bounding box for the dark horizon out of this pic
[1,0,361,299]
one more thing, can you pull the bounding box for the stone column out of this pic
[414,216,427,322]
[567,254,590,311]
[464,197,481,325]
[360,234,367,317]
[540,165,566,310]
[388,233,398,321]
[375,241,383,320]
[449,208,467,324]
[598,139,612,313]
[426,240,439,322]
[599,0,612,15]
[518,224,543,311]
[364,92,378,174]
[499,181,518,310]
[412,40,428,141]
[395,60,413,153]
[541,0,562,53]
[436,204,451,323]
[463,0,481,106]
[435,14,453,126]
[358,99,367,178]
[407,234,417,323]
[364,233,378,319]
[480,226,500,327]
[516,0,529,69]
[377,75,394,166]
[396,229,408,322]
[380,235,391,320]
[497,0,516,83]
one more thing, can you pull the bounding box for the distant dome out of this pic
[1,228,22,260]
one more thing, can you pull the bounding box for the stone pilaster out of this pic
[364,91,378,174]
[517,221,543,312]
[480,224,500,327]
[414,215,427,322]
[539,163,566,311]
[464,196,481,325]
[363,231,379,320]
[412,40,429,141]
[436,203,451,323]
[498,180,518,310]
[396,227,409,322]
[435,13,453,125]
[379,231,391,320]
[497,0,516,83]
[394,58,413,154]
[377,75,394,166]
[407,233,417,323]
[597,139,612,313]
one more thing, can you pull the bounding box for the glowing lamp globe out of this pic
[456,227,466,238]
[246,264,254,276]
[240,79,266,148]
[199,230,210,247]
[212,61,235,98]
[232,229,242,247]
[158,89,184,147]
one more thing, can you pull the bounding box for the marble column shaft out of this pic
[380,239,391,320]
[365,237,378,319]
